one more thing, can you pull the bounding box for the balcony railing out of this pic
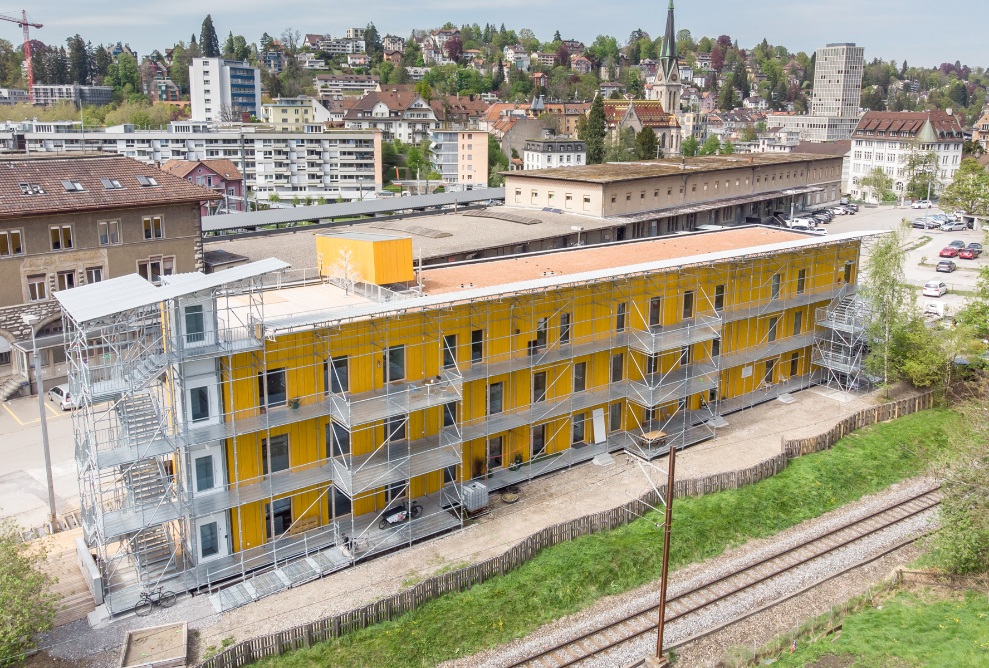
[170,324,263,359]
[627,313,722,355]
[626,362,719,408]
[721,285,845,323]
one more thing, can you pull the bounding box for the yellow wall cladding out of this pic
[316,232,415,285]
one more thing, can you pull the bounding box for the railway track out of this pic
[507,487,940,668]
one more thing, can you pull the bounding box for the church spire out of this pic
[659,0,678,77]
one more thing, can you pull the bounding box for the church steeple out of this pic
[659,0,679,78]
[654,0,682,114]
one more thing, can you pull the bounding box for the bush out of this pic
[0,517,58,666]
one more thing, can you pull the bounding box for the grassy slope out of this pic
[255,409,958,668]
[772,590,989,667]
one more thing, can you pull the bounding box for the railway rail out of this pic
[507,487,940,668]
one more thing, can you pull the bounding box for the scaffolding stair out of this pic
[125,459,169,506]
[130,352,167,390]
[118,393,164,447]
[130,525,179,584]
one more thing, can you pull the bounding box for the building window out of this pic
[386,344,405,382]
[49,225,73,251]
[190,386,210,422]
[56,270,76,291]
[532,371,547,403]
[649,297,663,327]
[85,267,103,284]
[711,338,721,358]
[325,356,349,393]
[261,434,290,475]
[572,413,586,444]
[471,329,484,362]
[98,220,121,246]
[682,291,694,319]
[534,318,548,350]
[768,316,779,342]
[487,436,503,470]
[265,497,292,538]
[443,402,457,427]
[610,402,622,431]
[793,311,803,336]
[258,368,287,407]
[616,303,627,332]
[184,305,205,343]
[385,415,406,441]
[200,521,220,557]
[611,353,624,383]
[790,352,800,377]
[765,359,776,385]
[573,361,587,392]
[559,313,571,344]
[442,334,457,368]
[714,285,725,312]
[143,216,164,240]
[28,275,47,302]
[137,256,175,284]
[488,381,503,414]
[796,269,806,294]
[531,424,546,458]
[771,273,782,300]
[326,422,350,458]
[194,455,214,492]
[0,230,24,257]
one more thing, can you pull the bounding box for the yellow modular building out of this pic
[59,225,870,613]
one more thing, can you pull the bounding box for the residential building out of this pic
[345,28,366,40]
[503,45,531,71]
[62,217,866,614]
[523,137,587,170]
[31,84,113,108]
[343,88,440,144]
[0,88,29,105]
[189,58,262,122]
[297,53,327,70]
[382,35,405,53]
[160,159,246,215]
[316,74,379,97]
[603,99,681,154]
[972,109,989,153]
[0,154,217,397]
[261,50,286,75]
[847,110,964,201]
[571,56,593,75]
[347,54,370,68]
[430,28,460,51]
[694,53,713,71]
[541,102,592,137]
[260,97,315,132]
[533,52,558,68]
[430,129,489,187]
[319,37,365,55]
[0,120,382,201]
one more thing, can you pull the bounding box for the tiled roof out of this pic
[160,159,242,181]
[853,110,963,139]
[0,154,220,220]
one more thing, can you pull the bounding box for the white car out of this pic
[911,200,933,209]
[940,221,965,232]
[48,384,76,410]
[922,280,948,298]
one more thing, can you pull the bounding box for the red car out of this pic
[939,247,959,258]
[958,248,978,260]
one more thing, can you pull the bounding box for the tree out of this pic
[106,52,141,94]
[0,516,58,663]
[200,15,221,58]
[444,35,463,63]
[862,226,908,395]
[717,84,737,110]
[487,134,509,186]
[940,158,989,215]
[583,95,607,164]
[904,150,941,200]
[958,267,989,339]
[635,126,658,159]
[699,135,722,155]
[604,126,637,162]
[859,167,895,203]
[681,135,699,157]
[66,35,89,84]
[720,139,735,155]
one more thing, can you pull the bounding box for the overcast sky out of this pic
[15,0,982,68]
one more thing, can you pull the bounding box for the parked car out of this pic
[940,221,966,231]
[939,246,959,258]
[958,248,978,260]
[936,260,957,273]
[844,203,859,212]
[827,207,846,216]
[48,384,75,410]
[839,197,850,205]
[912,200,934,209]
[966,242,983,256]
[947,240,966,249]
[922,280,949,297]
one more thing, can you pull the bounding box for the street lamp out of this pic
[647,442,678,668]
[22,313,58,533]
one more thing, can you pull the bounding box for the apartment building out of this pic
[0,120,382,201]
[0,154,217,397]
[189,58,262,122]
[343,89,440,144]
[315,74,379,97]
[260,97,315,132]
[523,137,587,170]
[0,88,29,105]
[429,129,489,187]
[31,84,113,108]
[160,159,245,215]
[971,109,989,153]
[847,110,964,201]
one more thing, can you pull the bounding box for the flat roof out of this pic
[420,227,806,294]
[507,153,840,184]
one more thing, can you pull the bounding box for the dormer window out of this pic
[61,179,85,192]
[18,182,45,195]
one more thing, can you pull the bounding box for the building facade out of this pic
[0,155,216,396]
[522,138,587,170]
[31,84,113,108]
[430,129,490,187]
[260,97,315,132]
[61,224,866,614]
[189,58,262,122]
[160,159,246,215]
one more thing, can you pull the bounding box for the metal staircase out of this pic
[125,458,169,506]
[118,392,165,448]
[814,286,871,390]
[129,525,179,584]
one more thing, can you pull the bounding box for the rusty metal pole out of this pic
[654,441,677,663]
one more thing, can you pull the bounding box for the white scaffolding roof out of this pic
[57,258,290,323]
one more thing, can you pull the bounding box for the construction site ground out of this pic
[31,381,923,667]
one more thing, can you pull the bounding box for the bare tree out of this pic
[332,248,362,295]
[217,104,240,123]
[280,28,302,56]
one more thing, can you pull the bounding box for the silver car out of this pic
[48,384,76,410]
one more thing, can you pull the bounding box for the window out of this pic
[768,317,778,342]
[258,368,287,407]
[0,230,23,257]
[136,175,160,187]
[49,225,73,251]
[679,345,692,366]
[771,273,782,300]
[572,413,586,444]
[200,521,220,557]
[265,497,292,538]
[143,216,163,240]
[646,353,658,375]
[190,386,210,422]
[386,344,405,382]
[195,455,215,492]
[611,353,624,383]
[793,311,803,336]
[649,296,663,327]
[682,291,694,319]
[471,329,484,362]
[765,359,776,385]
[85,267,103,284]
[325,356,348,393]
[488,381,503,414]
[442,334,457,369]
[714,285,725,312]
[99,178,123,190]
[535,318,548,350]
[487,436,503,470]
[185,305,205,343]
[531,424,546,458]
[532,371,547,403]
[610,402,622,431]
[573,361,587,392]
[559,313,571,344]
[386,415,406,441]
[56,270,75,291]
[262,434,290,475]
[98,220,120,246]
[844,261,853,284]
[796,269,806,294]
[326,422,350,458]
[711,338,721,358]
[443,402,457,427]
[616,303,627,332]
[138,256,175,284]
[60,179,84,192]
[790,352,799,377]
[28,275,47,302]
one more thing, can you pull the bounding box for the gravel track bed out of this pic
[445,476,937,668]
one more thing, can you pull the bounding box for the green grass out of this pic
[769,589,989,667]
[254,409,960,668]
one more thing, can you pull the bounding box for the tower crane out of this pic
[0,10,43,103]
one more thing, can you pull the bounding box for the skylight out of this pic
[18,182,45,195]
[100,178,123,190]
[60,179,85,192]
[136,176,160,187]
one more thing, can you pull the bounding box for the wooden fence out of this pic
[198,390,936,668]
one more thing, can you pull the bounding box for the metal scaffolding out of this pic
[813,283,872,391]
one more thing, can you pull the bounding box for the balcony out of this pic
[721,285,844,323]
[329,428,462,497]
[190,459,337,517]
[170,324,263,360]
[627,314,722,355]
[812,347,863,375]
[717,372,817,415]
[720,331,818,368]
[460,331,625,383]
[624,412,719,460]
[626,362,719,408]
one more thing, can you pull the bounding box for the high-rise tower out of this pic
[654,0,682,113]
